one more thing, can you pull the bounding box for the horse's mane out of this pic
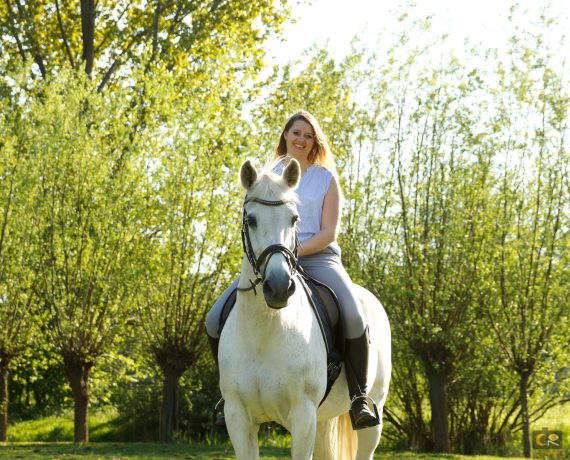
[246,171,298,205]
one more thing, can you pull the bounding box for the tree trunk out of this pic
[409,423,430,452]
[425,363,450,452]
[519,372,531,458]
[160,367,181,443]
[64,360,92,443]
[0,367,8,442]
[80,0,95,74]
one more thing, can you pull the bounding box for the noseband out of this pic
[238,196,299,295]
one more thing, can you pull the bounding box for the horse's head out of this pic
[239,159,301,309]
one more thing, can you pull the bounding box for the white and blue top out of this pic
[273,161,341,256]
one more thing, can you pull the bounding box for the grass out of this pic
[7,410,120,442]
[0,443,547,459]
[1,442,566,460]
[0,442,284,459]
[2,403,567,459]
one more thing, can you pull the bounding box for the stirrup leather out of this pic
[348,394,380,430]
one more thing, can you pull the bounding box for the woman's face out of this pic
[284,120,315,162]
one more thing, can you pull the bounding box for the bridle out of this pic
[238,196,299,295]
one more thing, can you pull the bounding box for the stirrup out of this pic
[348,395,380,430]
[211,398,226,429]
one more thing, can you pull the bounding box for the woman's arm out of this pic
[298,175,341,257]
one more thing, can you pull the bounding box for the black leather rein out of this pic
[238,196,299,295]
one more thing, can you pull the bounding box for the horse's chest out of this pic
[219,311,326,406]
[223,343,317,392]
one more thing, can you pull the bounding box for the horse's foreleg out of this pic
[356,425,382,460]
[224,400,260,459]
[288,402,318,460]
[355,399,384,460]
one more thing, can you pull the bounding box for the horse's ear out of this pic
[240,159,258,190]
[283,159,300,189]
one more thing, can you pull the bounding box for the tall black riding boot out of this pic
[345,326,380,430]
[206,333,226,428]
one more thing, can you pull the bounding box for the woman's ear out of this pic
[283,159,300,189]
[240,159,258,190]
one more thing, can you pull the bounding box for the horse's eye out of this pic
[291,215,299,225]
[247,216,257,228]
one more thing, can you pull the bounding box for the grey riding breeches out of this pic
[205,248,366,339]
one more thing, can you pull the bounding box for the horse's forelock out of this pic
[247,172,298,205]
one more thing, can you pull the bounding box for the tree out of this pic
[478,26,570,456]
[351,26,499,449]
[24,69,153,442]
[0,0,291,90]
[135,64,246,442]
[0,1,297,443]
[256,40,487,452]
[0,72,38,441]
[330,9,569,453]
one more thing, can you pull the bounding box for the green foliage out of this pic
[9,345,69,417]
[106,368,162,442]
[287,7,570,454]
[19,69,148,368]
[0,0,292,89]
[135,62,247,374]
[0,1,568,454]
[0,68,37,368]
[98,355,214,442]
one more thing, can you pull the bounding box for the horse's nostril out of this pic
[288,279,296,296]
[263,280,274,297]
[263,276,293,309]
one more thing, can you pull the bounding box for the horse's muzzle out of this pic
[263,276,296,309]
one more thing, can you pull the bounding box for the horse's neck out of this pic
[237,259,268,312]
[236,259,287,330]
[238,257,256,290]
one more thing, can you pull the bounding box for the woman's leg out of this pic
[298,251,365,339]
[298,250,379,429]
[206,278,239,428]
[205,278,240,339]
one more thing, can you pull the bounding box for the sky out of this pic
[265,0,569,67]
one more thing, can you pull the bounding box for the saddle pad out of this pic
[296,273,344,358]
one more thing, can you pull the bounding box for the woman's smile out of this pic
[284,120,315,160]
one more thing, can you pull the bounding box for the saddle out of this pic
[217,271,344,404]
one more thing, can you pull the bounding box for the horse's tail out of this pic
[314,413,357,459]
[337,413,358,458]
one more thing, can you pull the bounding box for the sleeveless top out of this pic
[273,161,341,256]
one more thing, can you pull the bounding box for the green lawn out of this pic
[0,442,255,459]
[3,403,567,459]
[0,443,543,459]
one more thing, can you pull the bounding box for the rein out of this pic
[238,196,299,295]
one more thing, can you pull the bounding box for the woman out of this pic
[206,110,378,429]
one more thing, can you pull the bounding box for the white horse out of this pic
[219,159,391,459]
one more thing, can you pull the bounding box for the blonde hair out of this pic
[272,110,337,173]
